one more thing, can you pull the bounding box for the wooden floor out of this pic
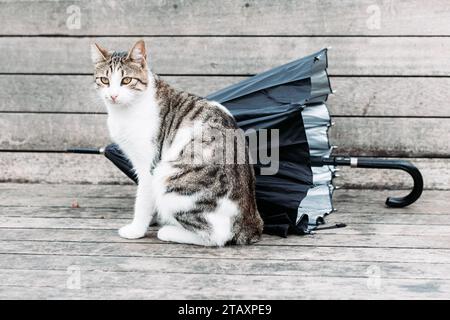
[0,183,449,299]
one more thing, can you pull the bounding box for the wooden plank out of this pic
[1,269,449,299]
[0,75,244,114]
[0,114,110,151]
[2,206,450,224]
[0,0,449,36]
[328,77,450,117]
[0,207,129,219]
[2,215,450,238]
[4,216,450,237]
[0,182,135,198]
[2,75,449,117]
[2,153,446,189]
[334,189,450,213]
[1,240,449,264]
[331,117,450,157]
[7,183,450,214]
[1,184,448,210]
[0,152,133,185]
[1,37,450,75]
[1,254,448,281]
[1,113,448,156]
[0,226,449,249]
[0,281,447,300]
[0,208,130,220]
[1,180,447,299]
[1,155,449,190]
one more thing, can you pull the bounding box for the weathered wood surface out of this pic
[2,272,449,300]
[1,75,449,117]
[0,0,449,36]
[1,37,450,75]
[1,113,448,157]
[2,210,450,235]
[0,0,448,299]
[1,155,448,189]
[2,225,450,248]
[2,254,449,280]
[3,204,450,221]
[0,183,449,299]
[3,238,449,264]
[1,184,449,213]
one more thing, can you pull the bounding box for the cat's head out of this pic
[91,40,150,106]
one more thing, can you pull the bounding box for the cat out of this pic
[91,40,263,246]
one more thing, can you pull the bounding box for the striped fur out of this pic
[92,40,263,246]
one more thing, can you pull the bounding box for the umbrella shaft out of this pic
[66,147,104,154]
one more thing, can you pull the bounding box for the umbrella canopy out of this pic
[69,49,423,238]
[205,49,334,236]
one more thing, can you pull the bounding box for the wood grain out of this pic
[1,254,448,281]
[0,152,448,189]
[2,212,450,235]
[1,239,448,264]
[2,205,450,222]
[1,0,449,301]
[1,0,449,36]
[1,75,449,117]
[2,269,449,299]
[331,117,450,157]
[1,113,448,156]
[1,224,450,248]
[1,183,448,299]
[0,183,447,206]
[1,37,450,75]
[0,185,448,215]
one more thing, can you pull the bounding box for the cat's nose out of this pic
[110,94,118,102]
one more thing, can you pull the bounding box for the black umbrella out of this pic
[68,49,423,237]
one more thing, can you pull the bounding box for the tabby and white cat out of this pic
[91,40,263,246]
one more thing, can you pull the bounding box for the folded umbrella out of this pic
[68,49,423,237]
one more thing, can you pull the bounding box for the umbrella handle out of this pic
[313,157,424,208]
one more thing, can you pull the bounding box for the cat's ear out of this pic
[127,40,147,67]
[91,43,109,63]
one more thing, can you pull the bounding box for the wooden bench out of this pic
[0,0,449,299]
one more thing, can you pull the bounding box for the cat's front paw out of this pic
[118,224,147,239]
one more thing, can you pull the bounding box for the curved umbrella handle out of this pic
[356,158,423,208]
[312,157,424,208]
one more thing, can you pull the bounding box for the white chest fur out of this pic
[105,91,160,180]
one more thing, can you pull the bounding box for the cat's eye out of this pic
[100,77,109,85]
[121,77,132,85]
